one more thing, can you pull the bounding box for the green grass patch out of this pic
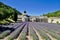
[0,20,9,24]
[19,32,26,40]
[7,37,13,40]
[0,30,10,39]
[36,29,50,40]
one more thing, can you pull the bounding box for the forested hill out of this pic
[0,2,22,24]
[43,10,60,17]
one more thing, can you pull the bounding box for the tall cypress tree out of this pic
[14,11,17,22]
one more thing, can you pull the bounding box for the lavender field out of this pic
[0,22,60,40]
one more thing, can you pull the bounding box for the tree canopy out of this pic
[43,10,60,17]
[0,2,22,20]
[0,2,22,24]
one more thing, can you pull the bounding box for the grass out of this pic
[0,20,9,24]
[19,32,26,40]
[29,28,38,40]
[0,30,10,39]
[7,37,13,40]
[44,29,60,40]
[6,18,15,22]
[30,34,38,40]
[36,29,50,40]
[0,18,15,24]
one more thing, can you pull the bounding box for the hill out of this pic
[43,10,60,17]
[0,2,22,24]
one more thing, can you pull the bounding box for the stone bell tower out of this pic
[22,10,29,22]
[23,10,27,16]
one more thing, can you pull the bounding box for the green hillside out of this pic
[0,2,22,24]
[43,10,60,17]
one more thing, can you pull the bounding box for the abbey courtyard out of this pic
[18,11,60,23]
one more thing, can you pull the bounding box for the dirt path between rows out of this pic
[26,35,33,40]
[26,27,33,40]
[44,29,57,40]
[33,27,43,40]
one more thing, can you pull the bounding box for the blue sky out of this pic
[0,0,60,16]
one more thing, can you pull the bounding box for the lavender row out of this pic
[16,23,28,40]
[29,22,39,40]
[5,23,26,40]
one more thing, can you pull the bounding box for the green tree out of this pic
[13,11,17,22]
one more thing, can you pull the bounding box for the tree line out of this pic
[0,2,22,24]
[43,10,60,17]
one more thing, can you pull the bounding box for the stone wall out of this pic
[48,17,60,23]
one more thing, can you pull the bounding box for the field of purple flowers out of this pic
[0,22,60,40]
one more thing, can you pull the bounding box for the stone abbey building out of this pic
[18,11,48,22]
[17,11,60,23]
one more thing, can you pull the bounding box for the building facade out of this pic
[18,11,48,22]
[18,11,60,23]
[48,17,60,23]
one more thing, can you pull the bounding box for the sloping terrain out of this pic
[0,2,22,24]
